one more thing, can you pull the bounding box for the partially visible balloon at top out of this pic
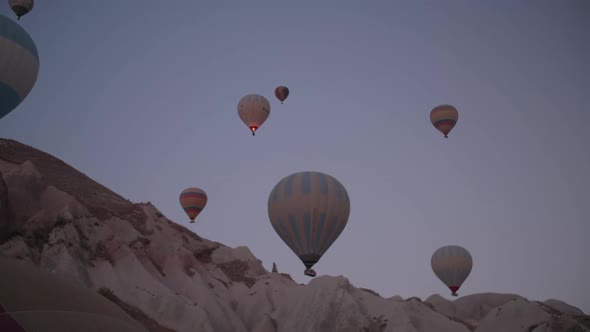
[8,0,34,20]
[0,14,39,121]
[430,105,459,138]
[274,86,289,104]
[237,94,271,136]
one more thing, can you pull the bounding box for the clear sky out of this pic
[1,0,589,313]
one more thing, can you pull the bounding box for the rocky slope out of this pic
[0,138,588,332]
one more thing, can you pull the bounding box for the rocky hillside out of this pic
[0,138,588,332]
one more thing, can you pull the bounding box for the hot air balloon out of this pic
[268,171,350,277]
[274,86,289,104]
[179,187,208,223]
[0,257,147,332]
[0,14,39,121]
[8,0,34,20]
[237,94,271,136]
[430,104,458,138]
[431,245,472,296]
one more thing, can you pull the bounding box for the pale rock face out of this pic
[254,276,472,332]
[34,185,90,223]
[425,292,526,329]
[543,299,584,315]
[476,298,555,332]
[0,138,588,332]
[424,293,590,332]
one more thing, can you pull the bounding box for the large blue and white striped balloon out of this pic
[268,171,351,271]
[0,14,39,120]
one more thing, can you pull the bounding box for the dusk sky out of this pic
[1,1,588,312]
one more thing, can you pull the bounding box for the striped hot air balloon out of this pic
[274,86,289,104]
[430,104,459,138]
[8,0,34,20]
[268,171,351,277]
[179,187,208,223]
[0,14,39,121]
[431,245,473,296]
[237,94,271,136]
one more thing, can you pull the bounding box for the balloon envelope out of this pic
[0,257,147,332]
[237,94,271,136]
[8,0,34,19]
[431,245,472,296]
[179,187,208,222]
[430,105,458,138]
[0,14,39,120]
[268,171,350,270]
[274,86,289,104]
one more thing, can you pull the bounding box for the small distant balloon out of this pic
[0,14,39,121]
[179,188,208,223]
[430,105,458,138]
[8,0,34,20]
[431,245,472,296]
[274,86,289,104]
[237,94,271,136]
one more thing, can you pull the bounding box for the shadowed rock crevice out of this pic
[193,246,217,263]
[218,259,257,288]
[98,287,176,332]
[360,288,381,298]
